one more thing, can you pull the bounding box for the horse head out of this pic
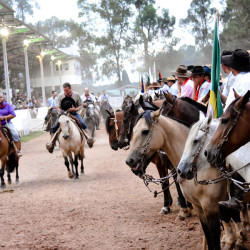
[125,109,163,176]
[177,114,213,180]
[105,110,123,150]
[58,113,71,140]
[205,90,250,165]
[86,102,95,118]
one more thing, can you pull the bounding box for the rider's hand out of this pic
[0,116,6,121]
[68,105,76,112]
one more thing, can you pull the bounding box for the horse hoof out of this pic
[16,179,19,184]
[159,207,171,215]
[68,172,74,179]
[8,180,12,185]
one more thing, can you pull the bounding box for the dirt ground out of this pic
[0,123,249,250]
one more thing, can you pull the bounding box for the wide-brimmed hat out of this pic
[222,49,250,71]
[171,65,191,78]
[61,96,76,111]
[148,82,161,89]
[162,78,168,83]
[191,66,205,75]
[167,75,176,81]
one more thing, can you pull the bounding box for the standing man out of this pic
[0,93,21,156]
[171,65,193,98]
[191,66,211,101]
[46,83,94,153]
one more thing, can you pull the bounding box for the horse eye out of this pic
[221,118,229,124]
[193,139,199,145]
[142,130,149,136]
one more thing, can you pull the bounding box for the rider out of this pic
[81,87,100,130]
[0,93,21,156]
[46,82,94,153]
[44,91,58,131]
[99,90,112,110]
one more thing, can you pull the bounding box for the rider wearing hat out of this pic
[166,76,178,96]
[171,65,193,98]
[46,82,94,153]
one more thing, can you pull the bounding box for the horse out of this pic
[45,108,58,134]
[205,90,250,166]
[125,111,245,250]
[177,115,247,249]
[100,100,112,121]
[0,126,19,187]
[83,101,96,138]
[58,113,85,179]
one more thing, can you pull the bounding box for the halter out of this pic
[110,112,119,141]
[163,95,178,116]
[214,106,242,164]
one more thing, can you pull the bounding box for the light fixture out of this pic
[41,51,46,57]
[23,39,30,46]
[0,27,9,37]
[51,55,55,61]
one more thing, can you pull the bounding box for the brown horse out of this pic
[0,126,19,187]
[205,90,250,165]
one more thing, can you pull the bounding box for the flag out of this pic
[159,70,162,81]
[140,74,145,93]
[209,12,223,118]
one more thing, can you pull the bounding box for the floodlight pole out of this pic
[50,60,55,91]
[24,46,31,101]
[37,55,46,107]
[2,37,11,103]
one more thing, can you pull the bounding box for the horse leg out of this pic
[64,156,73,179]
[7,170,11,185]
[74,155,79,179]
[242,202,249,231]
[16,165,19,183]
[0,166,6,188]
[68,152,75,176]
[154,153,172,215]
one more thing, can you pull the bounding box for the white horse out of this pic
[177,115,248,249]
[58,114,85,179]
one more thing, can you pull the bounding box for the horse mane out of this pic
[179,97,207,114]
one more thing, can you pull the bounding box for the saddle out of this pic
[1,126,14,146]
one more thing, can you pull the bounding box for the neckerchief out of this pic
[65,91,73,98]
[195,79,206,101]
[182,77,190,86]
[0,102,8,109]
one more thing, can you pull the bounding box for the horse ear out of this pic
[233,88,240,99]
[163,91,174,104]
[151,107,162,119]
[155,92,159,98]
[106,110,112,116]
[207,110,213,125]
[139,95,144,106]
[149,95,153,103]
[128,102,135,113]
[235,90,250,109]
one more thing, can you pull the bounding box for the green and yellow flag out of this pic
[210,12,223,118]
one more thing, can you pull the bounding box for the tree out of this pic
[2,0,40,22]
[220,0,250,49]
[134,2,176,71]
[78,0,134,87]
[122,70,131,85]
[180,0,215,48]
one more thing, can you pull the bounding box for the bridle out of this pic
[213,106,242,164]
[110,112,119,141]
[163,95,178,117]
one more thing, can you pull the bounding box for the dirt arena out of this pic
[0,123,249,249]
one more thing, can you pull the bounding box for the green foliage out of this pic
[180,0,215,48]
[221,0,250,49]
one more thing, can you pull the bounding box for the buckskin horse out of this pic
[125,110,246,250]
[58,113,85,179]
[0,125,19,187]
[177,115,247,249]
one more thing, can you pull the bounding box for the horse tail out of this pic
[6,152,18,173]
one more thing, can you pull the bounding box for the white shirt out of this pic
[159,84,170,93]
[222,71,235,97]
[169,83,178,96]
[81,93,96,103]
[225,71,250,109]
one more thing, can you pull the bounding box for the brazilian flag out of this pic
[210,12,223,118]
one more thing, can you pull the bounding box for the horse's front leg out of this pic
[68,152,75,176]
[7,170,11,185]
[63,156,73,179]
[74,155,79,179]
[79,148,84,174]
[16,165,19,183]
[0,166,6,188]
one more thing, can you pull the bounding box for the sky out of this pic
[25,0,222,84]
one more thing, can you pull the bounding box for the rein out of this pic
[163,96,178,117]
[214,107,242,163]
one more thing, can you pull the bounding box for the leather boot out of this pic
[219,182,244,211]
[14,140,22,157]
[46,133,57,153]
[84,129,94,148]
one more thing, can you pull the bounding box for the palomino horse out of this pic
[0,126,19,187]
[205,90,250,167]
[125,111,242,250]
[58,113,85,179]
[177,116,247,249]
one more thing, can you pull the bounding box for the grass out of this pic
[21,131,45,143]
